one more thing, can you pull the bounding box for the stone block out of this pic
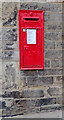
[45,50,62,59]
[21,89,44,98]
[27,77,53,87]
[20,2,62,12]
[56,76,62,82]
[38,69,62,76]
[55,41,63,49]
[2,2,20,26]
[45,40,55,49]
[44,12,62,23]
[51,60,62,68]
[47,87,62,96]
[2,50,19,61]
[45,23,62,31]
[45,32,61,41]
[14,98,57,107]
[3,89,44,98]
[2,28,19,61]
[2,28,18,50]
[20,70,38,77]
[2,62,20,94]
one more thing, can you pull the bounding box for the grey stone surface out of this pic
[45,32,61,41]
[21,89,44,98]
[55,41,63,49]
[2,62,20,93]
[51,60,62,68]
[44,12,62,23]
[27,76,53,87]
[20,2,62,12]
[47,87,61,96]
[2,28,19,61]
[20,77,27,87]
[45,23,62,31]
[8,109,62,118]
[2,2,20,26]
[2,28,18,50]
[2,50,19,61]
[38,69,62,76]
[45,40,55,49]
[45,50,62,59]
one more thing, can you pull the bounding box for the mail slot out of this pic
[19,10,44,70]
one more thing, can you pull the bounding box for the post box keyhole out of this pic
[25,48,27,50]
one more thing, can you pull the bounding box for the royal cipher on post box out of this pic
[19,10,44,70]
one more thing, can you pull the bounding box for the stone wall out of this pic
[0,0,63,117]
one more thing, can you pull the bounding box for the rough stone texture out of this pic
[2,28,19,61]
[45,40,55,49]
[45,23,62,31]
[2,2,20,26]
[45,50,62,59]
[2,62,20,95]
[26,76,53,87]
[47,87,62,96]
[51,60,62,68]
[55,41,63,49]
[1,1,63,117]
[45,32,62,41]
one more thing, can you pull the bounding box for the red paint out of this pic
[19,10,44,70]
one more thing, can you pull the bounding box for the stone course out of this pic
[1,1,63,117]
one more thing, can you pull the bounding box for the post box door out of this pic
[22,28,42,68]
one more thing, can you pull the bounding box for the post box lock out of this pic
[19,10,44,70]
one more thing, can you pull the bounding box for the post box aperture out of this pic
[19,10,44,70]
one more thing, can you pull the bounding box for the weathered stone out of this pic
[20,70,38,77]
[51,60,62,68]
[47,87,61,96]
[14,98,57,107]
[2,89,44,99]
[2,91,22,98]
[45,32,61,41]
[2,28,19,61]
[44,12,62,23]
[56,76,62,82]
[2,2,20,26]
[0,29,2,41]
[21,89,44,98]
[20,2,62,12]
[45,50,62,59]
[45,40,55,49]
[27,77,53,87]
[55,41,63,49]
[40,104,62,112]
[38,3,62,12]
[20,77,27,87]
[20,0,64,3]
[45,23,62,31]
[2,62,20,93]
[2,28,18,50]
[38,69,62,76]
[2,50,19,61]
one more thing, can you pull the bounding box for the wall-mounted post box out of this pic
[19,10,44,70]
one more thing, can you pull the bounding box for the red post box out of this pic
[19,10,44,70]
